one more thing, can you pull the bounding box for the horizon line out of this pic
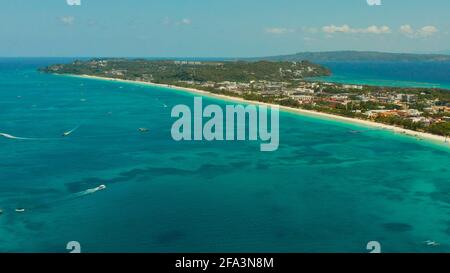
[1,50,450,59]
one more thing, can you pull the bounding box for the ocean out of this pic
[315,61,450,90]
[1,58,450,253]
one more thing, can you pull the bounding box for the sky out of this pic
[0,0,449,57]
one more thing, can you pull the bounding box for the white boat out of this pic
[138,128,149,133]
[15,208,25,213]
[425,240,440,247]
[63,126,79,137]
[96,185,106,191]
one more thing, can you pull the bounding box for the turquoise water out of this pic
[313,61,450,90]
[1,59,450,253]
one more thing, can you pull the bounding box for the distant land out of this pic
[247,51,450,62]
[40,59,331,82]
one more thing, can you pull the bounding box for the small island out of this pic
[40,59,450,139]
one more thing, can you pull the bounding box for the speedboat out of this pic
[15,208,25,213]
[425,240,440,247]
[96,184,106,191]
[138,128,149,133]
[62,131,71,137]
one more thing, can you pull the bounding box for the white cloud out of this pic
[322,24,351,34]
[400,24,414,35]
[418,26,438,37]
[180,18,192,25]
[322,24,391,34]
[163,17,193,26]
[364,25,391,34]
[59,16,75,26]
[400,25,439,38]
[265,27,295,34]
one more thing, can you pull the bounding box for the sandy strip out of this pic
[69,74,450,147]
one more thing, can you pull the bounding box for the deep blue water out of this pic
[316,61,450,90]
[1,59,450,253]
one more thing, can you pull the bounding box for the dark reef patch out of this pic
[65,164,235,193]
[382,223,413,232]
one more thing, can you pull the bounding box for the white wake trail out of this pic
[74,185,107,197]
[0,133,34,140]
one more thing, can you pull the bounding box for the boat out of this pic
[15,208,25,213]
[62,131,71,137]
[96,184,107,191]
[138,128,149,133]
[425,240,440,247]
[0,209,3,214]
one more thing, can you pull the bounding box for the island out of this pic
[40,59,450,139]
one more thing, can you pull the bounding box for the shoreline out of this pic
[69,74,450,148]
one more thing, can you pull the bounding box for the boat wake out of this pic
[1,124,82,141]
[0,132,64,141]
[0,133,35,140]
[1,123,149,142]
[18,185,108,212]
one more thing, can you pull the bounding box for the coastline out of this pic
[69,74,450,147]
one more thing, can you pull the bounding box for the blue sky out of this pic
[1,0,449,57]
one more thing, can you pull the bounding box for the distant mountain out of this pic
[247,51,450,62]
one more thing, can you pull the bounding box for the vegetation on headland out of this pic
[40,59,330,83]
[40,59,450,138]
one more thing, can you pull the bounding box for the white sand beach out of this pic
[71,74,450,147]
